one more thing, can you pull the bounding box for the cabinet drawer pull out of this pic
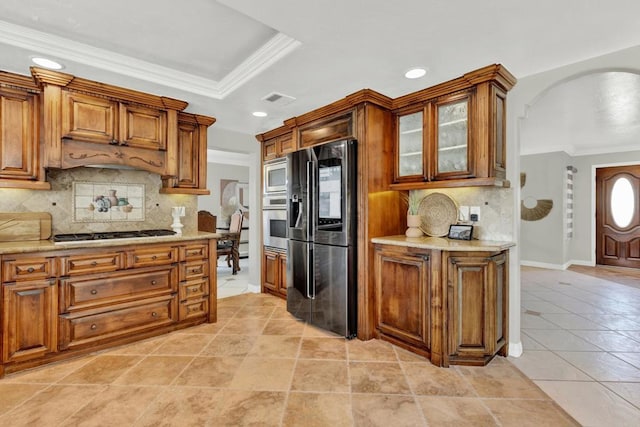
[191,268,199,274]
[27,267,35,273]
[91,261,98,266]
[90,324,97,330]
[191,287,198,293]
[90,289,98,295]
[151,280,157,285]
[151,312,158,317]
[152,255,157,260]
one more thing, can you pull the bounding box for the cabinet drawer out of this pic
[179,277,208,301]
[179,298,208,321]
[129,245,178,268]
[2,256,56,282]
[179,260,208,281]
[60,252,124,276]
[60,265,178,312]
[59,296,177,350]
[179,242,208,261]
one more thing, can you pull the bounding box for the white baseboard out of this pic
[247,283,261,294]
[520,259,595,270]
[567,259,595,267]
[520,260,570,270]
[509,341,523,358]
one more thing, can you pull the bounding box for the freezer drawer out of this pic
[312,243,356,338]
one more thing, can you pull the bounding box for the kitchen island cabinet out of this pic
[0,234,217,377]
[372,236,513,367]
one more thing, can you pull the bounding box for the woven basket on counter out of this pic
[417,192,458,237]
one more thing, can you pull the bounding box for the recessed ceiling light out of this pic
[252,111,268,117]
[405,67,427,79]
[31,57,64,70]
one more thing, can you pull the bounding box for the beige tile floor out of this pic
[0,291,578,426]
[513,266,640,426]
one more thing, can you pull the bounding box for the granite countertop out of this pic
[371,235,515,251]
[0,231,221,255]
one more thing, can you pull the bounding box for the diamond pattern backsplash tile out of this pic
[0,168,197,234]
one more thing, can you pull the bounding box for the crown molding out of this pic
[0,20,300,100]
[207,149,250,167]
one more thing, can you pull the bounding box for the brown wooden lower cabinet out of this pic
[262,246,287,298]
[373,243,508,367]
[374,246,430,355]
[446,251,508,365]
[0,238,216,377]
[2,278,58,364]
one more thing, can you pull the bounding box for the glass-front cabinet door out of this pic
[431,93,474,180]
[396,110,425,181]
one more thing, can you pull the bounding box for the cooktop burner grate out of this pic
[53,229,176,242]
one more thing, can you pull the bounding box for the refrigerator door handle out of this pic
[307,244,314,299]
[306,160,314,239]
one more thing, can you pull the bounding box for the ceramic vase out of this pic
[107,190,119,207]
[406,214,423,237]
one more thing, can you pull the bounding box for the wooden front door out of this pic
[596,165,640,268]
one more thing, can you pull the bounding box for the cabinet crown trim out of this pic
[31,67,189,111]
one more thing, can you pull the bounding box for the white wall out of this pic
[520,152,570,267]
[202,127,261,291]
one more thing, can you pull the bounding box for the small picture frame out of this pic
[448,224,473,240]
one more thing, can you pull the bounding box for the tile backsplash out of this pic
[73,181,145,222]
[0,168,198,235]
[411,187,514,242]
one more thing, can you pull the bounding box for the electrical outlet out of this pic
[470,206,481,222]
[459,206,470,221]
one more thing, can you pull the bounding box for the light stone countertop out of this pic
[0,231,220,255]
[371,235,515,252]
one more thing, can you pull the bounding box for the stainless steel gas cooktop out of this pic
[53,229,176,242]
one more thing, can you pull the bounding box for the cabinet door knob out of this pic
[191,287,198,293]
[152,255,157,260]
[90,289,98,295]
[151,280,157,285]
[151,312,158,317]
[90,324,97,330]
[91,261,98,266]
[27,267,35,273]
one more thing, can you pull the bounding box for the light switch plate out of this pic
[459,206,470,221]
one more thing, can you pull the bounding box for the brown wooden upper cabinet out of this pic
[395,91,474,184]
[261,130,296,161]
[0,72,49,190]
[62,92,168,150]
[161,112,216,195]
[391,65,515,190]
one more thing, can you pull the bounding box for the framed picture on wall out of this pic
[448,224,473,240]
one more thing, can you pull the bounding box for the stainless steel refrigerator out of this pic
[286,139,357,338]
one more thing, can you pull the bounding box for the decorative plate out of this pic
[417,192,458,237]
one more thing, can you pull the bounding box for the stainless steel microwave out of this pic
[263,158,287,194]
